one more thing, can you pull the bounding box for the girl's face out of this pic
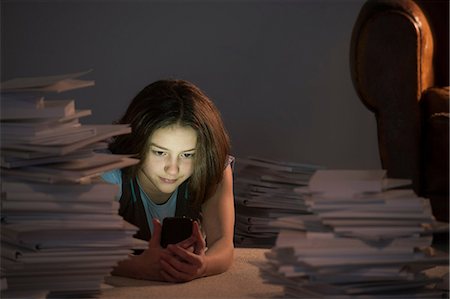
[139,124,197,202]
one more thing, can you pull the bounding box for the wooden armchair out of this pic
[350,0,449,222]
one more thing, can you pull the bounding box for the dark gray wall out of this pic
[1,0,380,169]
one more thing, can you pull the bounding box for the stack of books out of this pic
[258,170,449,298]
[0,71,145,298]
[233,156,323,248]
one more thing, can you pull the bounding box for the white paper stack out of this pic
[233,156,323,248]
[0,71,145,299]
[258,170,449,298]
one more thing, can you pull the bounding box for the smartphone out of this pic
[160,217,194,248]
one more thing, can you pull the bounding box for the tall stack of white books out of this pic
[233,156,323,248]
[0,71,145,299]
[258,170,449,298]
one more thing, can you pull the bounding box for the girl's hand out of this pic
[159,221,208,282]
[112,219,166,281]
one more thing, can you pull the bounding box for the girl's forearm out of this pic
[112,254,158,281]
[111,255,141,279]
[204,239,234,277]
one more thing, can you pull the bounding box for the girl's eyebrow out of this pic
[150,143,196,152]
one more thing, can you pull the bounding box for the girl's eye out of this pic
[181,152,195,159]
[153,150,166,156]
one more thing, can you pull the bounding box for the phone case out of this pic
[160,217,194,248]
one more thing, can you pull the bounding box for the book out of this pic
[0,109,92,136]
[1,155,138,184]
[307,169,412,197]
[1,179,117,196]
[233,156,323,248]
[0,69,94,93]
[0,99,76,120]
[2,119,81,137]
[1,200,120,215]
[1,150,94,169]
[257,169,449,298]
[2,124,132,156]
[0,142,106,160]
[0,70,150,298]
[0,94,44,109]
[2,125,97,145]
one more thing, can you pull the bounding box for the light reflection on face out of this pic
[138,124,197,203]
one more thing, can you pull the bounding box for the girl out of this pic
[102,79,235,282]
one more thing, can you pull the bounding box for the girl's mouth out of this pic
[160,177,177,184]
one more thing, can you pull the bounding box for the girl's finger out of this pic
[148,218,162,248]
[192,221,206,254]
[160,258,190,282]
[166,244,201,267]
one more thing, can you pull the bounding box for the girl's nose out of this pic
[164,157,179,176]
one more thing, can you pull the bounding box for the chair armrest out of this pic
[349,0,434,192]
[421,86,449,195]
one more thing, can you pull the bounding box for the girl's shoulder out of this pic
[101,168,123,185]
[226,155,235,169]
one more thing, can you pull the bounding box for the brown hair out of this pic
[109,79,230,211]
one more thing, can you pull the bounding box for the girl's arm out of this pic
[112,219,166,281]
[160,165,235,281]
[200,164,235,275]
